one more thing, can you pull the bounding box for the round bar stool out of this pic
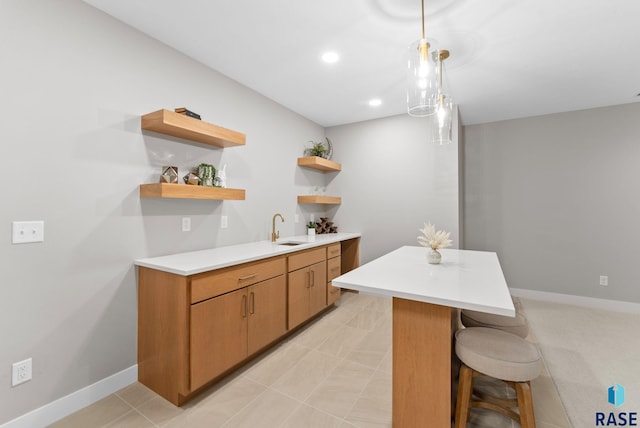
[454,327,541,428]
[460,308,529,338]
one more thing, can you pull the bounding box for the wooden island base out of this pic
[392,298,453,428]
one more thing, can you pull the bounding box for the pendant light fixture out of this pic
[407,0,438,117]
[432,49,453,145]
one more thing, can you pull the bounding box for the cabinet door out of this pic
[288,268,310,330]
[309,260,327,316]
[190,288,248,391]
[248,275,287,355]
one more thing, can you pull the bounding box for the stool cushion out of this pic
[455,327,541,382]
[461,309,529,338]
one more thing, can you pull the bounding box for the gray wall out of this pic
[326,111,460,264]
[0,0,329,422]
[0,1,461,422]
[464,103,640,302]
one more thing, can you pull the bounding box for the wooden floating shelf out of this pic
[141,109,246,148]
[297,195,342,205]
[297,156,341,172]
[140,183,246,200]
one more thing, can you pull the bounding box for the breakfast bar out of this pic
[331,246,515,428]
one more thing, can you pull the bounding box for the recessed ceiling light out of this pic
[321,52,339,63]
[369,98,382,107]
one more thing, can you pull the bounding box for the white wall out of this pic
[0,0,463,423]
[463,102,640,303]
[326,111,460,264]
[0,0,328,423]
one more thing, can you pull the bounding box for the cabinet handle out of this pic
[311,270,315,287]
[241,295,247,318]
[250,292,255,314]
[306,271,311,288]
[238,273,257,281]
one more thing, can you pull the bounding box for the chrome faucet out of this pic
[271,213,284,242]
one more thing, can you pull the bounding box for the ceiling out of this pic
[83,0,640,127]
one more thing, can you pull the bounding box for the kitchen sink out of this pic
[277,242,304,246]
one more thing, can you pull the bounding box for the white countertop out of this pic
[332,246,515,316]
[135,232,361,276]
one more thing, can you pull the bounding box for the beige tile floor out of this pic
[50,292,569,428]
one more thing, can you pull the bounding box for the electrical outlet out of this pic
[294,214,299,223]
[600,275,608,286]
[310,214,314,222]
[182,217,191,232]
[12,358,32,387]
[221,216,228,229]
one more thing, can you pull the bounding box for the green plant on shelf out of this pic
[198,163,216,187]
[304,141,327,158]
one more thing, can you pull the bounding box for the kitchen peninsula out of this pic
[331,246,515,428]
[135,233,360,405]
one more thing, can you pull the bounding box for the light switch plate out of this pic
[12,221,44,244]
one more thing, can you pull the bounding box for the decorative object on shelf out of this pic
[214,164,227,188]
[432,50,453,145]
[407,0,451,118]
[304,140,328,158]
[324,137,333,160]
[315,217,338,234]
[174,107,201,120]
[307,221,316,236]
[160,166,179,184]
[182,170,200,186]
[417,222,452,264]
[198,163,215,187]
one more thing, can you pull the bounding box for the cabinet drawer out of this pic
[327,243,341,259]
[327,283,341,306]
[288,247,326,272]
[327,256,341,282]
[191,257,286,303]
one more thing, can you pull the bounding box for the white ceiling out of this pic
[83,0,640,127]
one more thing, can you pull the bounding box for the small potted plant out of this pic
[307,221,316,236]
[198,163,215,187]
[304,141,327,159]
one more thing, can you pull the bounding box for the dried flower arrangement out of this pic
[417,222,452,250]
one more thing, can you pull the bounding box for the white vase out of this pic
[308,228,315,236]
[427,249,441,264]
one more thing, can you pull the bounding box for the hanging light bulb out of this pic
[407,0,438,117]
[431,49,452,144]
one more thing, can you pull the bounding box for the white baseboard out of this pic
[1,365,137,428]
[510,288,640,314]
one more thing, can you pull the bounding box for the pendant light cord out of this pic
[421,0,425,40]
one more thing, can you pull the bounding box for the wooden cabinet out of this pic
[138,256,285,405]
[327,244,342,306]
[247,276,287,354]
[137,238,360,406]
[288,247,327,329]
[139,109,246,200]
[288,262,326,329]
[190,288,247,391]
[190,275,286,391]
